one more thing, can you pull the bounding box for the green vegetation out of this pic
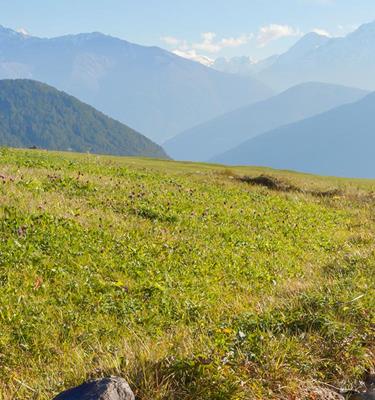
[0,148,373,399]
[0,80,168,159]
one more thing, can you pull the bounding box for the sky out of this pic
[2,0,375,64]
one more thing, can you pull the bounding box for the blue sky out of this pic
[2,0,375,63]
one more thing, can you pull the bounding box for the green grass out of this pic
[0,148,373,399]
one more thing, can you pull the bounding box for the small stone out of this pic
[53,377,135,400]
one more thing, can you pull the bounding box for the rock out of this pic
[345,392,375,400]
[53,377,135,400]
[364,373,375,392]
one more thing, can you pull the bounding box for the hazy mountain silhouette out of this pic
[164,82,367,161]
[213,91,375,178]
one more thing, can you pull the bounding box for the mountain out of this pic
[273,32,330,65]
[259,22,375,91]
[0,26,272,143]
[0,79,168,158]
[212,91,375,178]
[212,32,328,79]
[212,55,279,77]
[164,82,368,161]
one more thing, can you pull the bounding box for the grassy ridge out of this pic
[0,148,373,399]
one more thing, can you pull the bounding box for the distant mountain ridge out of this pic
[274,32,330,65]
[0,79,168,158]
[213,91,375,178]
[211,32,330,80]
[212,55,279,77]
[0,25,272,143]
[164,82,368,161]
[259,22,375,91]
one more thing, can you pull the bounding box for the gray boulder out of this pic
[53,377,135,400]
[345,392,375,400]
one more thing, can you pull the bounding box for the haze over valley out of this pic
[164,82,368,162]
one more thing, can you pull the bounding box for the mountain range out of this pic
[214,22,375,94]
[164,82,368,161]
[213,91,375,178]
[0,79,167,158]
[259,22,375,91]
[2,22,375,177]
[212,55,279,77]
[0,25,272,143]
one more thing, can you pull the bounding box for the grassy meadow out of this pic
[0,148,373,399]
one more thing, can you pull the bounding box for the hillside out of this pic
[213,91,375,178]
[0,26,272,143]
[164,82,367,161]
[0,148,373,399]
[259,22,375,91]
[0,79,167,158]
